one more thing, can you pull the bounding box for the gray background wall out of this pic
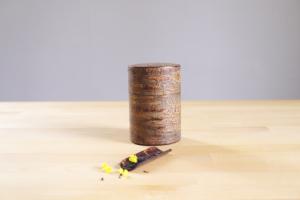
[0,0,299,101]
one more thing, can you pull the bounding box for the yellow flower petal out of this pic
[122,169,129,177]
[118,168,124,174]
[129,154,138,163]
[104,166,113,174]
[101,162,108,169]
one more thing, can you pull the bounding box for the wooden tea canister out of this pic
[128,63,181,145]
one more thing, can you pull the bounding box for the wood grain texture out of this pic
[129,63,181,145]
[1,101,300,199]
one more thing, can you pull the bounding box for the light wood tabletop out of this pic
[1,101,300,200]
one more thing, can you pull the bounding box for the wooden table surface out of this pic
[1,101,300,200]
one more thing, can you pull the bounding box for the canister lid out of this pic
[128,63,181,96]
[129,63,180,68]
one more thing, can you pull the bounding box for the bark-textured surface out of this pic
[120,147,172,171]
[128,63,181,145]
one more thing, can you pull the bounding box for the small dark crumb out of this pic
[143,170,149,173]
[101,177,104,181]
[118,174,122,179]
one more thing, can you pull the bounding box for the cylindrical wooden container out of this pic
[128,63,181,145]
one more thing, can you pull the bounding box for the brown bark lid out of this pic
[128,63,181,96]
[129,63,180,69]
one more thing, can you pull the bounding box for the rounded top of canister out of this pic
[128,62,181,96]
[129,63,180,69]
